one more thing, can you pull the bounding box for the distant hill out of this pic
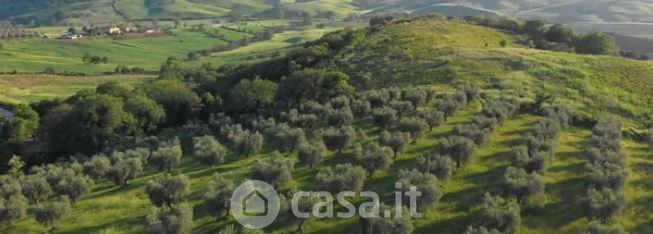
[0,0,271,25]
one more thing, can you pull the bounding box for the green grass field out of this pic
[0,28,251,75]
[0,74,154,104]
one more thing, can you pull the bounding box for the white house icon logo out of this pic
[230,180,280,229]
[243,190,268,216]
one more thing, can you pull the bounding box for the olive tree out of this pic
[321,126,356,154]
[453,123,490,145]
[32,196,71,231]
[582,187,626,221]
[21,175,52,204]
[316,164,367,193]
[360,205,414,234]
[146,174,191,207]
[418,109,444,131]
[402,89,426,110]
[398,117,429,143]
[416,153,456,181]
[53,173,93,202]
[327,108,354,127]
[372,107,398,129]
[252,153,295,187]
[151,140,183,172]
[437,136,477,167]
[298,140,327,168]
[509,146,547,173]
[502,167,545,202]
[82,155,111,179]
[586,161,628,190]
[352,99,372,117]
[0,194,28,226]
[397,169,442,212]
[274,124,306,153]
[479,193,521,233]
[107,157,143,186]
[379,131,409,158]
[193,135,227,166]
[204,175,235,219]
[145,203,193,234]
[354,143,394,175]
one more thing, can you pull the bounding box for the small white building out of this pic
[63,34,83,39]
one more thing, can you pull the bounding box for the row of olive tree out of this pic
[582,118,627,226]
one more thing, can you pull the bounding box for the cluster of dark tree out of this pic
[114,65,148,74]
[581,118,627,227]
[82,54,109,65]
[463,16,622,57]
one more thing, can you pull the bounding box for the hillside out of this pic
[1,16,652,234]
[244,16,653,130]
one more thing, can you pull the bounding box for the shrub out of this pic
[582,187,626,221]
[204,175,235,219]
[480,193,521,233]
[502,167,545,201]
[316,164,367,193]
[398,169,442,211]
[193,135,227,166]
[146,174,191,207]
[398,117,429,143]
[437,136,477,167]
[354,143,394,175]
[252,153,295,187]
[416,153,456,181]
[298,140,327,168]
[145,203,193,234]
[21,175,52,204]
[32,196,71,230]
[379,131,410,158]
[151,140,183,172]
[0,175,22,199]
[321,126,356,154]
[107,157,143,186]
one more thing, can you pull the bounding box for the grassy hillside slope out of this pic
[314,17,653,129]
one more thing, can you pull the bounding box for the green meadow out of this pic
[0,28,250,75]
